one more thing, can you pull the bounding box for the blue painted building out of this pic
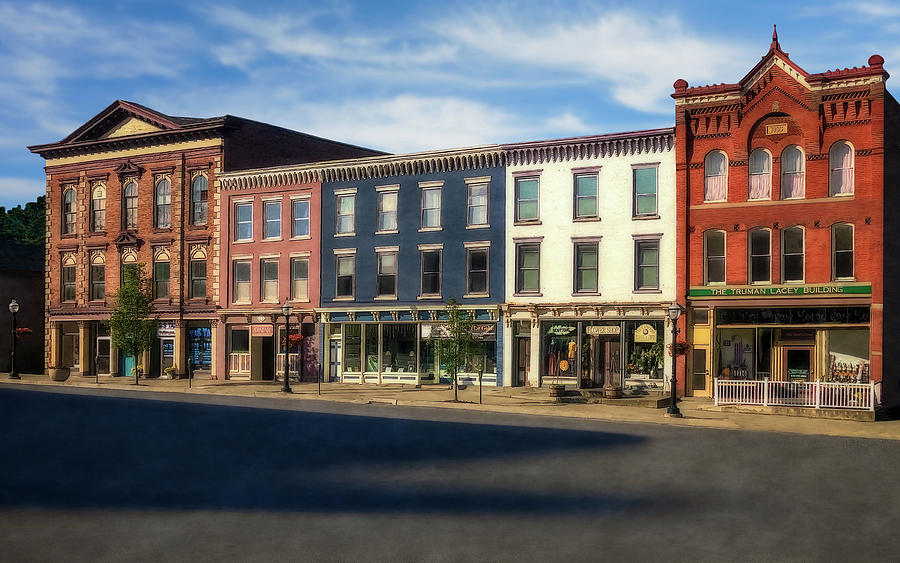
[318,147,506,386]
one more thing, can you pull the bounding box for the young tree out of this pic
[108,264,156,385]
[435,298,477,402]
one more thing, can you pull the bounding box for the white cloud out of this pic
[0,177,44,203]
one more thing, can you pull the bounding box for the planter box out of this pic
[49,367,70,382]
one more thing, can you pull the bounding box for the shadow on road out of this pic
[0,387,650,515]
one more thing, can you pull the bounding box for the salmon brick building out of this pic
[673,30,900,407]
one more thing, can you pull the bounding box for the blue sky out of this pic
[1,0,898,208]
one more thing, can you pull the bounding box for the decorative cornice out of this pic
[503,129,674,166]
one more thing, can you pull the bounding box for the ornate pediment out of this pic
[102,117,163,139]
[113,231,142,248]
[114,160,144,180]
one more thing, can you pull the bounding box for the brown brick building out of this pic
[673,31,900,406]
[29,100,381,379]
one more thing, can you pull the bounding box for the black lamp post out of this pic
[666,302,684,418]
[281,301,292,393]
[8,299,19,380]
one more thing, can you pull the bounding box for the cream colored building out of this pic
[501,129,677,390]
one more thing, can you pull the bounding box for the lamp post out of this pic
[666,302,683,418]
[8,299,19,380]
[281,301,292,393]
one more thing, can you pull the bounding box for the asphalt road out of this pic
[0,384,897,562]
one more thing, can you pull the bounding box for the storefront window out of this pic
[464,339,497,375]
[343,324,361,372]
[420,339,440,382]
[716,328,755,379]
[382,324,417,373]
[542,322,578,379]
[365,324,379,372]
[231,329,249,353]
[188,326,212,369]
[624,321,664,380]
[827,329,869,381]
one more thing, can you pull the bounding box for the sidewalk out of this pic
[4,372,900,441]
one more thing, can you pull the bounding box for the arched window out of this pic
[120,248,138,286]
[191,174,208,225]
[90,251,105,301]
[832,223,854,280]
[155,177,171,229]
[781,226,805,282]
[61,253,76,302]
[123,179,138,230]
[189,245,207,299]
[748,228,771,284]
[829,141,854,196]
[153,247,170,299]
[748,149,772,200]
[91,184,106,232]
[780,146,805,199]
[62,187,76,235]
[704,151,728,202]
[703,230,726,285]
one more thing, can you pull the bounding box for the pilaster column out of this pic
[210,319,220,379]
[174,319,186,376]
[529,320,541,387]
[109,343,119,377]
[50,322,62,368]
[78,321,90,375]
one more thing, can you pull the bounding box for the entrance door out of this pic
[96,337,111,375]
[515,337,530,386]
[262,336,275,381]
[784,347,814,381]
[329,339,341,382]
[691,347,709,396]
[120,354,135,377]
[600,338,621,389]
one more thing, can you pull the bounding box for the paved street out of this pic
[1,385,898,562]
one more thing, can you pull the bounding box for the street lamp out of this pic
[666,302,684,418]
[8,299,19,380]
[281,301,293,393]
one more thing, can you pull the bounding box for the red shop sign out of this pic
[250,324,274,337]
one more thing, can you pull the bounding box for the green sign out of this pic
[689,284,871,297]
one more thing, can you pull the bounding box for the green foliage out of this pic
[108,264,156,370]
[0,195,45,246]
[435,299,480,400]
[630,343,664,373]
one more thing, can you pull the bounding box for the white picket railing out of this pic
[714,378,875,411]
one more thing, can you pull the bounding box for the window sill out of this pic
[417,295,442,300]
[85,231,106,237]
[513,292,542,297]
[233,240,254,244]
[152,228,173,234]
[514,220,541,226]
[60,233,77,239]
[466,224,490,230]
[375,230,399,235]
[418,227,443,233]
[262,237,283,243]
[187,298,209,304]
[783,280,805,285]
[290,235,312,241]
[573,217,600,223]
[334,232,356,238]
[632,214,660,221]
[572,291,602,297]
[834,277,856,282]
[187,224,208,230]
[260,300,279,304]
[289,298,311,304]
[633,289,662,294]
[333,296,355,301]
[463,293,490,299]
[232,301,252,306]
[374,295,398,301]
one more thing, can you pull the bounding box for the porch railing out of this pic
[714,378,875,411]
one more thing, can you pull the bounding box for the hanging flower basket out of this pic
[15,327,32,337]
[668,340,691,356]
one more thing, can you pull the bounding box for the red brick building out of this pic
[29,100,380,379]
[673,30,900,406]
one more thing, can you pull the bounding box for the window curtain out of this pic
[704,153,727,201]
[781,148,805,199]
[830,143,854,195]
[749,150,771,200]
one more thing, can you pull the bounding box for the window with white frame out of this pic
[634,239,660,290]
[467,182,489,226]
[748,229,771,284]
[421,187,442,229]
[90,252,105,301]
[574,173,598,219]
[291,257,309,300]
[155,177,171,228]
[233,259,251,303]
[376,251,398,298]
[748,149,772,200]
[261,259,278,301]
[704,230,725,285]
[574,241,599,293]
[420,249,441,296]
[62,187,76,235]
[633,166,658,215]
[781,146,805,199]
[235,203,252,241]
[123,180,138,230]
[829,141,854,196]
[832,223,854,280]
[291,199,310,237]
[704,151,728,202]
[782,227,804,282]
[467,248,488,295]
[378,191,398,232]
[91,184,106,232]
[336,194,355,234]
[515,243,540,293]
[264,201,281,239]
[191,174,208,225]
[336,254,355,298]
[515,177,539,222]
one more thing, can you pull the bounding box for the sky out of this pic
[0,0,898,208]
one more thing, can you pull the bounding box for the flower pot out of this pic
[49,367,70,382]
